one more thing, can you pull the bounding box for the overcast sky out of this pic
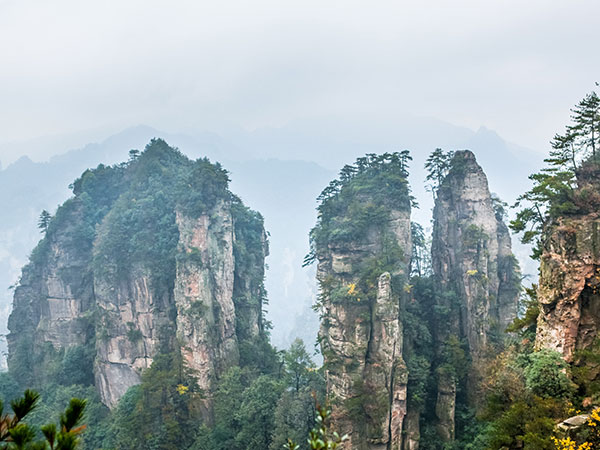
[0,0,598,164]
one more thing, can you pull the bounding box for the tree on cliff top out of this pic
[424,148,454,198]
[304,151,414,267]
[510,89,600,258]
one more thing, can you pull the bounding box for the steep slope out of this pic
[7,139,268,413]
[535,214,600,362]
[310,153,412,449]
[535,160,600,392]
[431,150,520,440]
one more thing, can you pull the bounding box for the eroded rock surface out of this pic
[536,215,600,362]
[315,163,412,450]
[7,141,267,413]
[431,150,520,440]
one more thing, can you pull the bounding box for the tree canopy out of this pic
[510,90,600,258]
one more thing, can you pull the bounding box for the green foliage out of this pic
[91,139,234,294]
[38,210,52,234]
[475,342,574,448]
[0,373,21,406]
[0,389,87,450]
[439,335,469,383]
[109,350,202,450]
[209,368,284,450]
[23,385,108,450]
[284,405,348,450]
[231,198,268,342]
[403,276,435,412]
[305,152,413,266]
[57,346,95,387]
[425,148,454,196]
[411,222,432,277]
[511,90,600,257]
[522,349,574,399]
[125,323,143,344]
[191,339,323,450]
[506,285,539,341]
[270,390,317,450]
[176,157,230,218]
[7,138,279,449]
[462,224,488,249]
[234,376,284,449]
[571,338,600,402]
[237,335,280,376]
[482,395,567,450]
[283,339,316,393]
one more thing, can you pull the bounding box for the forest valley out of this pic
[2,91,600,450]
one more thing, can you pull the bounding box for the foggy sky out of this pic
[1,0,599,164]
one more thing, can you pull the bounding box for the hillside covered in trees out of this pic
[3,91,600,450]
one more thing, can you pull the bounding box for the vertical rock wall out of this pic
[431,150,520,440]
[94,265,172,407]
[7,200,95,386]
[7,143,268,413]
[174,205,240,418]
[317,199,411,449]
[535,216,600,362]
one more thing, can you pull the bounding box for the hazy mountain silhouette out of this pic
[0,117,543,365]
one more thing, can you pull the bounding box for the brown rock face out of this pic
[317,201,411,449]
[431,150,520,440]
[535,215,600,362]
[174,205,241,419]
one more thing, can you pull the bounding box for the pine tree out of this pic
[511,89,600,257]
[0,390,86,450]
[425,148,454,197]
[38,210,52,234]
[570,91,600,159]
[410,222,431,277]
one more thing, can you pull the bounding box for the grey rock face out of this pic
[8,201,94,385]
[431,150,520,440]
[317,205,411,450]
[94,266,170,407]
[8,197,266,412]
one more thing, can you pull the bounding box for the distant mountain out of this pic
[0,117,544,364]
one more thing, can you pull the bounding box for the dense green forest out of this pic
[3,91,600,450]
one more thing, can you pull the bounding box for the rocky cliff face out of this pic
[532,159,600,405]
[318,223,410,450]
[175,206,240,416]
[312,154,412,450]
[535,215,600,362]
[431,150,520,440]
[7,200,95,386]
[7,140,268,412]
[94,263,173,407]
